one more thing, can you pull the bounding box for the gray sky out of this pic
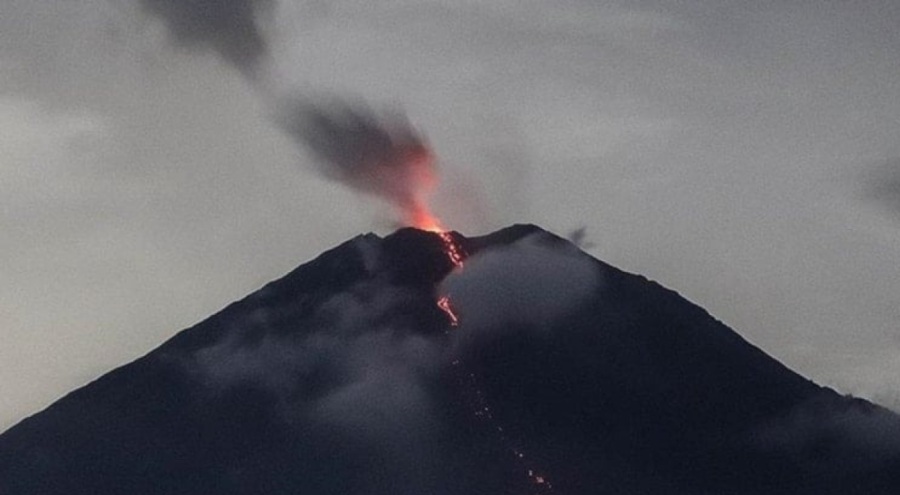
[2,0,899,430]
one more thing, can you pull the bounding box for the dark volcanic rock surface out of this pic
[2,225,899,494]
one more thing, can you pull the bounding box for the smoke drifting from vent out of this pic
[865,158,900,220]
[276,98,438,228]
[136,0,441,227]
[137,0,272,79]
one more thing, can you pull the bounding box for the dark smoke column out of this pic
[136,0,445,228]
[137,0,272,79]
[277,98,442,229]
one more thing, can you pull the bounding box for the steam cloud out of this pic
[441,232,601,348]
[137,0,437,225]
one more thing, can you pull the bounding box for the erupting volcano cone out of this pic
[2,225,900,495]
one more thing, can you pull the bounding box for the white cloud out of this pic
[188,278,444,439]
[440,232,600,348]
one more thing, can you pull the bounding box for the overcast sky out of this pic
[2,0,899,430]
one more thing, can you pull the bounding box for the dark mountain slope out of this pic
[1,225,898,494]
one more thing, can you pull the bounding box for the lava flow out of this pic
[407,202,464,324]
[412,212,556,492]
[431,230,463,325]
[408,205,465,269]
[438,231,465,268]
[436,296,459,327]
[401,148,554,491]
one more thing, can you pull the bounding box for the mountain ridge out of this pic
[2,224,898,494]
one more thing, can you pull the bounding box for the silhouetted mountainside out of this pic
[2,225,899,494]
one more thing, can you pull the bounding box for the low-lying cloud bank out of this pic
[441,233,601,345]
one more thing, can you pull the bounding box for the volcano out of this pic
[1,225,899,494]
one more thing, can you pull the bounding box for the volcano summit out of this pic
[1,225,899,494]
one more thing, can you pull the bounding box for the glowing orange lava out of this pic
[436,296,459,327]
[417,207,465,326]
[414,210,464,269]
[403,163,555,494]
[408,202,446,234]
[401,146,466,322]
[438,232,465,268]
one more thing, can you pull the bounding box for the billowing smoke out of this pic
[865,158,900,221]
[566,226,595,250]
[137,0,272,79]
[276,98,439,228]
[136,0,439,227]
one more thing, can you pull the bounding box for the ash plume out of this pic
[137,0,273,79]
[135,0,438,226]
[865,158,900,220]
[276,98,437,226]
[567,226,595,250]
